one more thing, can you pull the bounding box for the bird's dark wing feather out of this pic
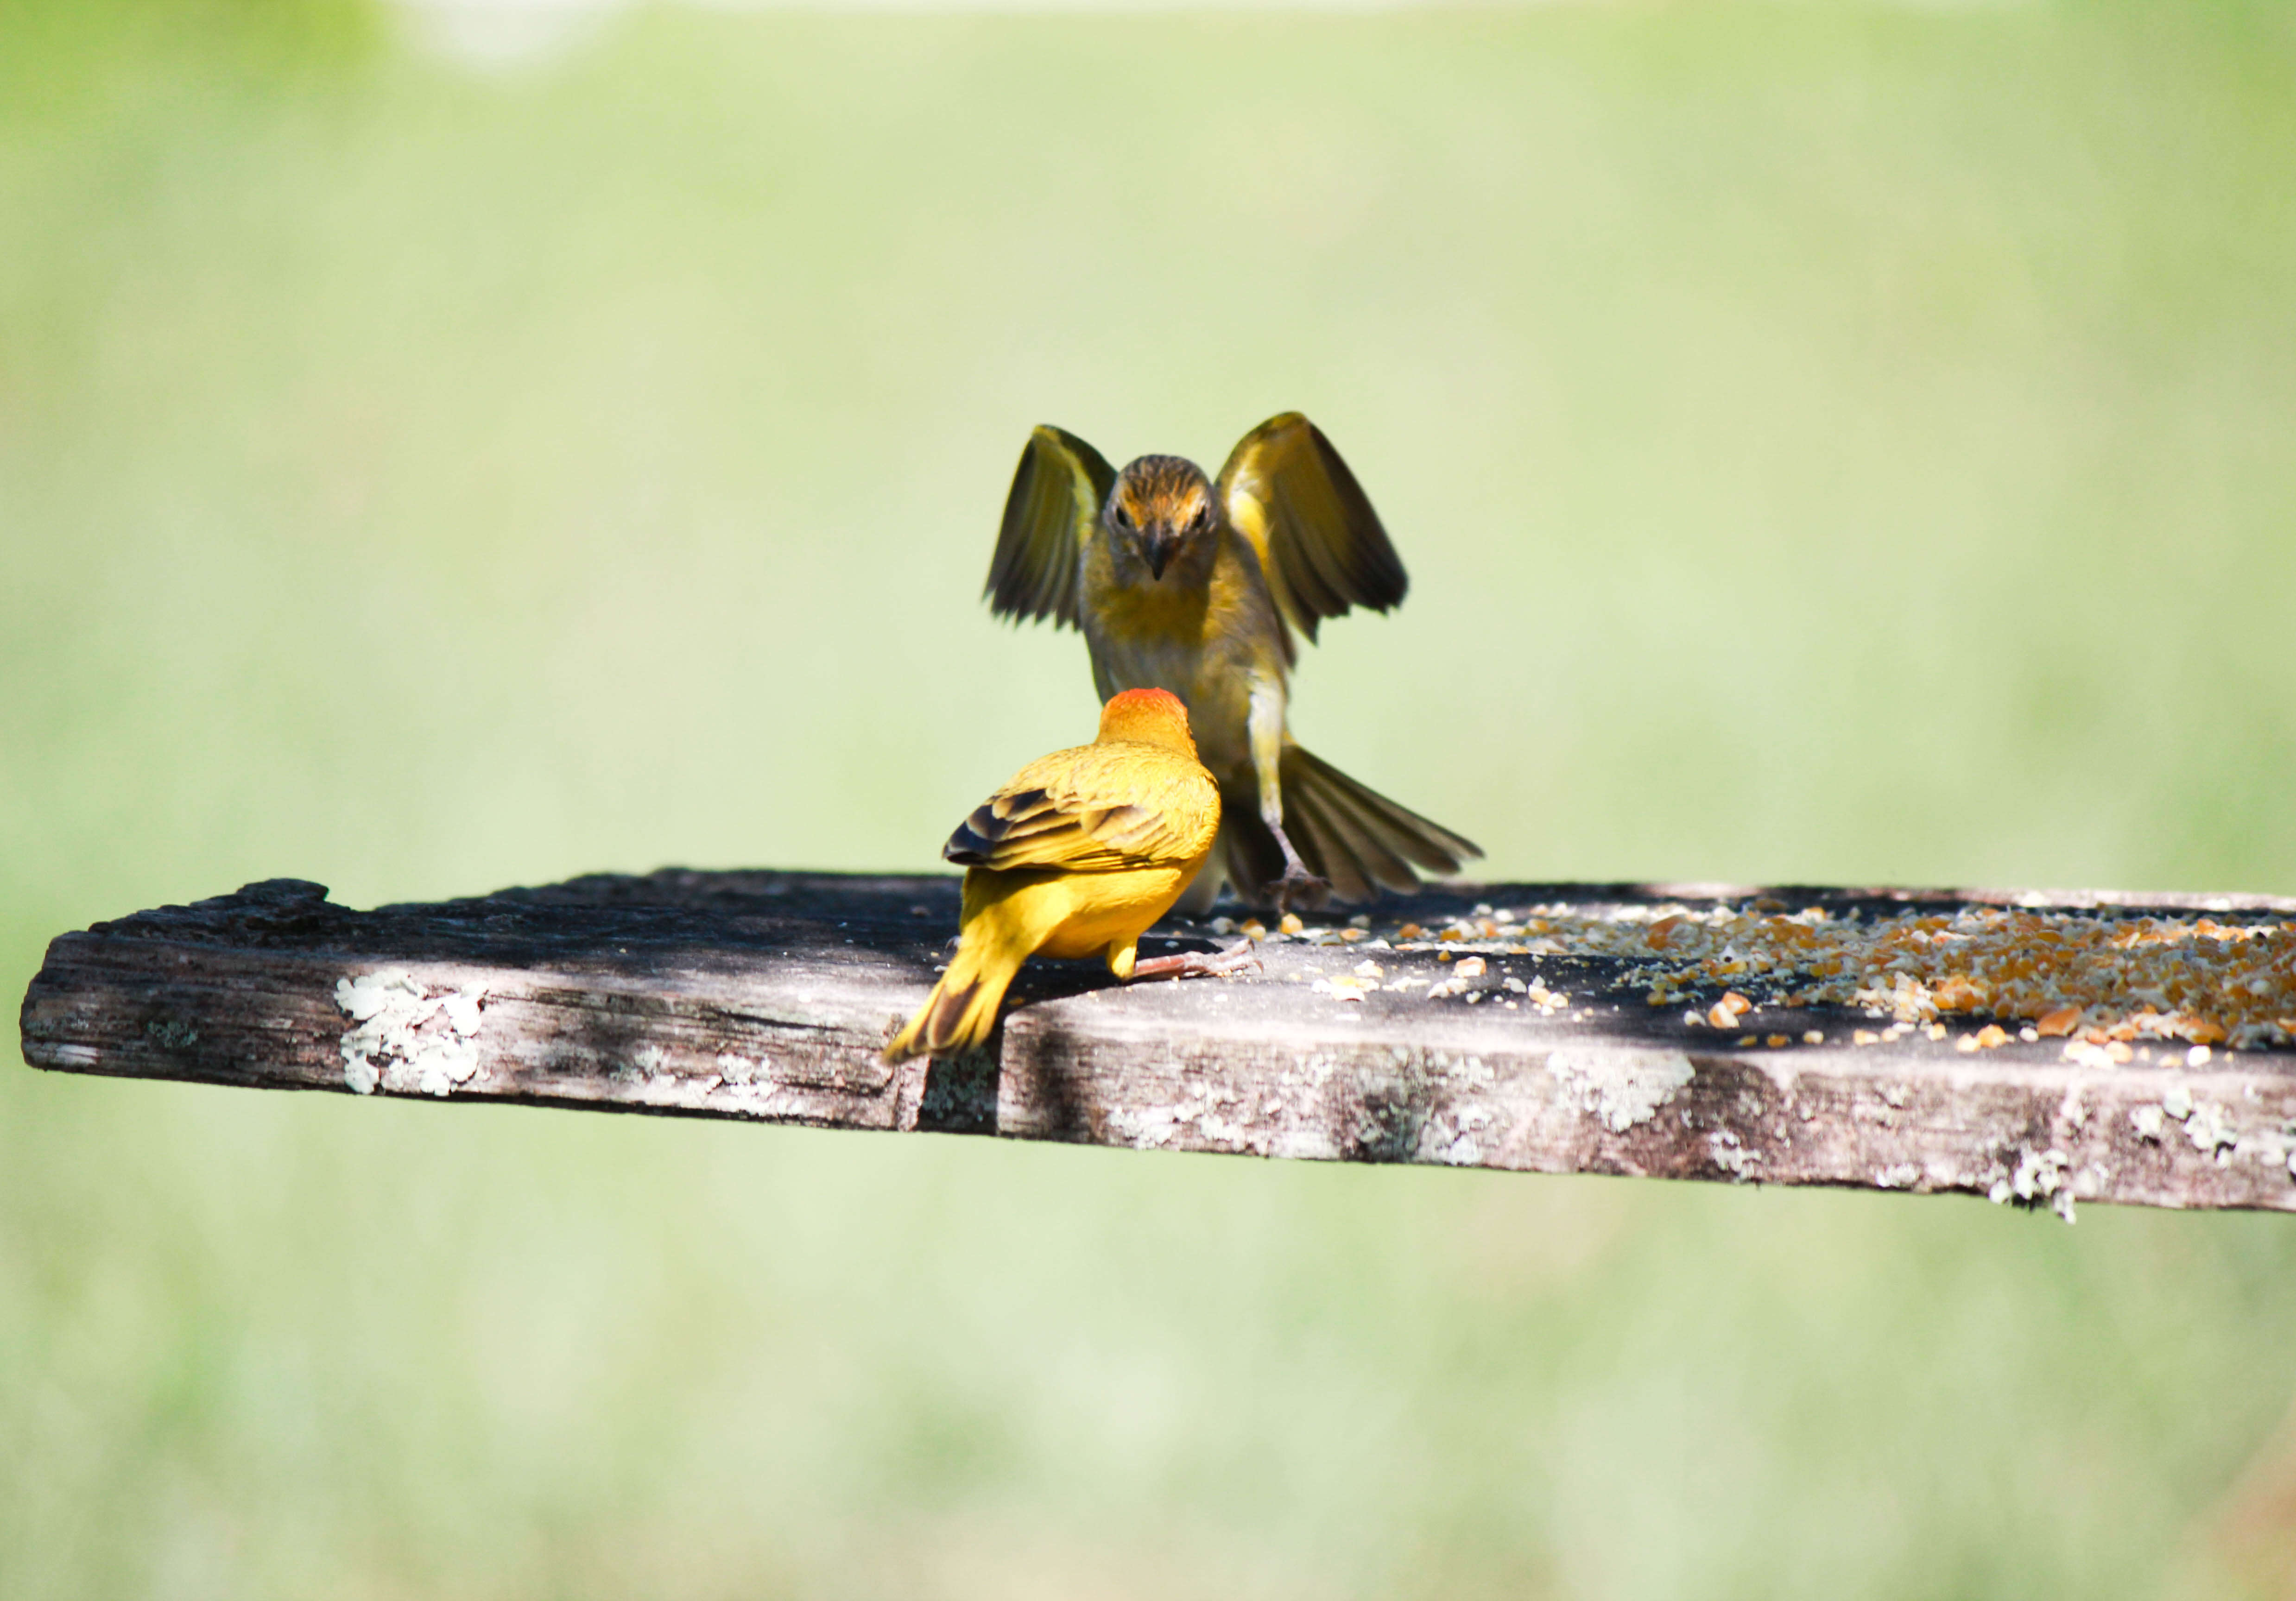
[942,746,1216,873]
[983,425,1115,630]
[1212,744,1480,906]
[1215,412,1408,644]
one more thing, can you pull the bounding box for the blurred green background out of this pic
[7,0,2296,1595]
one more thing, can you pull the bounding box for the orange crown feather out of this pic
[1097,688,1196,754]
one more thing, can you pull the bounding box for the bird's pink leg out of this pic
[1128,939,1261,983]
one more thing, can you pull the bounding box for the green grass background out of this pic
[6,0,2296,1595]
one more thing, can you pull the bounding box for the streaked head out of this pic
[1103,455,1217,582]
[1096,687,1197,756]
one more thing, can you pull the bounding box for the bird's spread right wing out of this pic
[1215,412,1407,645]
[943,744,1217,874]
[983,425,1115,630]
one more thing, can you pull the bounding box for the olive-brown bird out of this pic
[984,411,1480,910]
[883,688,1250,1064]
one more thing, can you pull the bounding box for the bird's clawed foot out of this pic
[1131,938,1262,983]
[1269,867,1330,915]
[1261,823,1329,913]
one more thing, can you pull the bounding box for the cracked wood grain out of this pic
[19,871,2296,1215]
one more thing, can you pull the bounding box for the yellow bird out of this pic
[984,410,1481,910]
[884,688,1249,1064]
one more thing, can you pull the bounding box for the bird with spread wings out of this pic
[984,411,1480,911]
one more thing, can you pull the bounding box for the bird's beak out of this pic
[1142,527,1177,580]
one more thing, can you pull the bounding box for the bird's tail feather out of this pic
[1214,745,1481,907]
[883,933,1025,1064]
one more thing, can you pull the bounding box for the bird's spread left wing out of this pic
[984,425,1115,630]
[1215,412,1407,644]
[943,744,1216,874]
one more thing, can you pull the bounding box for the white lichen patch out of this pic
[1547,1048,1696,1134]
[712,1078,802,1119]
[2125,1088,2293,1176]
[1106,1076,1275,1153]
[715,1052,758,1084]
[335,969,487,1097]
[1990,1146,2075,1220]
[2182,1100,2238,1158]
[607,1043,682,1090]
[1708,1128,1761,1178]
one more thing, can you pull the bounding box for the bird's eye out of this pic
[1111,505,1132,530]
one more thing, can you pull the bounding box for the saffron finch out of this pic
[884,688,1249,1063]
[984,411,1479,910]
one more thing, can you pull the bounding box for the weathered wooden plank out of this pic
[19,872,2296,1216]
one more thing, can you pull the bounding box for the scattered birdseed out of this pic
[1272,897,2296,1055]
[1522,981,1569,1015]
[1622,904,2290,1048]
